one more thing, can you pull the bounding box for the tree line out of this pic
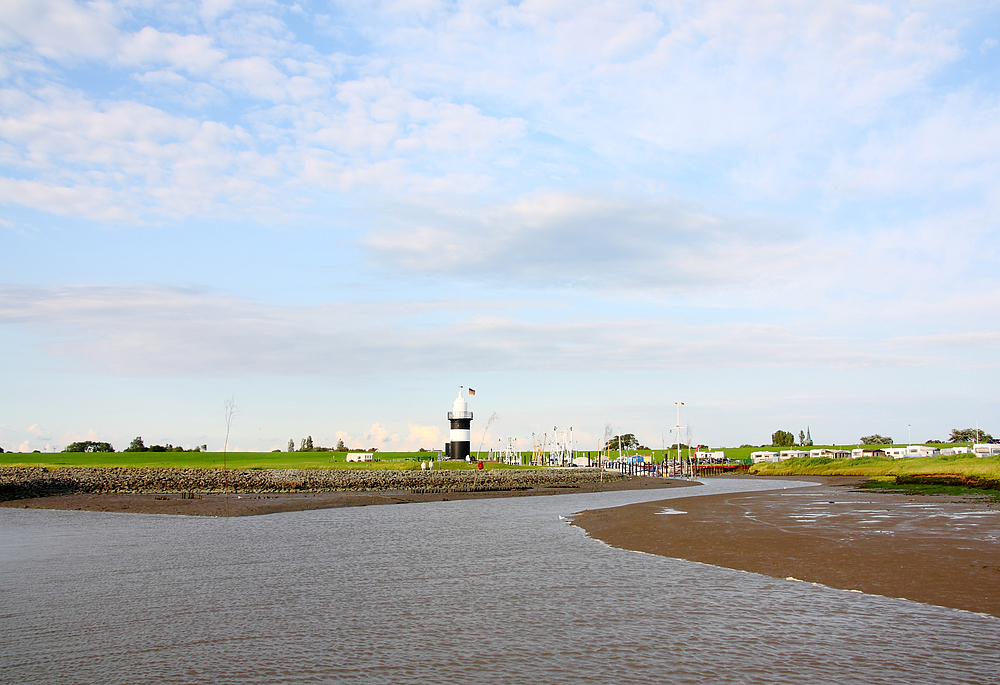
[770,427,994,447]
[59,437,208,453]
[285,437,374,452]
[770,430,813,447]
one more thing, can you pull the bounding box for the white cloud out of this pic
[118,27,225,73]
[828,90,1000,198]
[308,76,524,155]
[132,69,226,108]
[0,85,278,219]
[333,422,438,451]
[0,283,986,380]
[0,0,120,60]
[405,421,441,448]
[0,176,134,220]
[366,190,799,291]
[218,56,293,101]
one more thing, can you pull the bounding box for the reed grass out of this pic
[750,455,1000,478]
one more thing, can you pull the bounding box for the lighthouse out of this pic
[447,388,473,460]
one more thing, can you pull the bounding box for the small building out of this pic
[851,448,887,458]
[572,456,592,467]
[695,450,725,462]
[345,452,373,463]
[974,443,1000,457]
[906,445,940,457]
[750,451,780,463]
[809,449,849,459]
[779,450,811,460]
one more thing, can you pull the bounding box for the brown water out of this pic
[1,479,997,684]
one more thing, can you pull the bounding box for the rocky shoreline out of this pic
[0,466,626,502]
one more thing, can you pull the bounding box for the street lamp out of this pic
[675,402,684,477]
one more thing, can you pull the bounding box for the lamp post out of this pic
[675,402,684,477]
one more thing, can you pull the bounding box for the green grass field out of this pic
[0,451,537,471]
[750,454,1000,479]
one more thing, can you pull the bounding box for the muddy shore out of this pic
[0,474,694,516]
[572,476,1000,617]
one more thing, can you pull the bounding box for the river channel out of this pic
[1,478,997,684]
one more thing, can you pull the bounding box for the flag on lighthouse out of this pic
[468,388,476,396]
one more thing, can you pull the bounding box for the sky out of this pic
[1,0,999,454]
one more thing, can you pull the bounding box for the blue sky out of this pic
[1,0,998,453]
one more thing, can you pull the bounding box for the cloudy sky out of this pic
[2,0,998,453]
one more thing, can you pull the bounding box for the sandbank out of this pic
[571,476,1000,616]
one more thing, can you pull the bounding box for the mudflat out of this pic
[571,476,1000,617]
[0,475,696,517]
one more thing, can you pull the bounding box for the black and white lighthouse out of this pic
[446,388,473,460]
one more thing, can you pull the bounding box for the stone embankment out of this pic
[0,467,624,501]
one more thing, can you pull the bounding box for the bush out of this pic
[63,441,115,453]
[860,434,893,445]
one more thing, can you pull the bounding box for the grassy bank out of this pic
[0,452,535,471]
[857,476,1000,501]
[750,454,1000,479]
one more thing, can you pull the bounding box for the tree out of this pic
[771,430,795,447]
[860,434,893,445]
[63,441,114,453]
[336,438,346,451]
[305,435,314,451]
[798,430,806,446]
[125,437,148,452]
[950,428,993,443]
[287,439,295,452]
[606,434,638,451]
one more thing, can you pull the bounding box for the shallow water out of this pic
[2,478,998,684]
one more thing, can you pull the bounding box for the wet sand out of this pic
[0,475,696,517]
[572,476,1000,616]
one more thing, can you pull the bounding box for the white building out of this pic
[851,448,887,458]
[884,445,940,458]
[750,451,780,463]
[695,450,726,462]
[779,450,811,460]
[810,449,851,459]
[906,445,940,457]
[345,452,373,462]
[974,443,1000,457]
